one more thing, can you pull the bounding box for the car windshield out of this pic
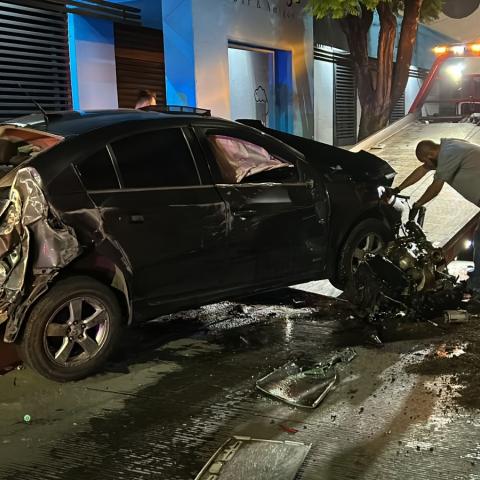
[0,125,64,184]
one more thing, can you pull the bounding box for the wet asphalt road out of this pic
[1,287,480,480]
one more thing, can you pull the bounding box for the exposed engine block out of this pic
[346,220,465,323]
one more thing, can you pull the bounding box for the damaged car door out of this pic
[194,125,329,287]
[77,127,228,314]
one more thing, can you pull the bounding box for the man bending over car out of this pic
[386,138,480,294]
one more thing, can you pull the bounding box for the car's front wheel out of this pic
[335,218,393,289]
[18,276,122,382]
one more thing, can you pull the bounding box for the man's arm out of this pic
[396,165,431,192]
[414,178,444,206]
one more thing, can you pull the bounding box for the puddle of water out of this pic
[158,338,223,356]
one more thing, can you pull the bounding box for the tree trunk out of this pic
[341,2,397,140]
[340,7,374,109]
[354,2,398,140]
[311,0,426,141]
[358,102,392,141]
[375,3,397,106]
[340,8,375,140]
[391,0,423,109]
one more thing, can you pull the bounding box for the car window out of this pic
[110,128,199,189]
[207,134,297,184]
[76,147,119,190]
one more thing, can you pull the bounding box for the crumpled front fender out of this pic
[1,167,80,342]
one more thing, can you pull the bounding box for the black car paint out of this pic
[1,110,398,341]
[236,120,399,274]
[192,122,330,288]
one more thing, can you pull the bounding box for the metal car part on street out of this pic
[194,436,311,480]
[256,348,357,408]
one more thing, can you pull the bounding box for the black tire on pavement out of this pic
[335,218,393,289]
[18,276,122,382]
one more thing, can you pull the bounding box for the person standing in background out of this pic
[135,89,157,109]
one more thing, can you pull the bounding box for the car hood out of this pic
[236,120,396,185]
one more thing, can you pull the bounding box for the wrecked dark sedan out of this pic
[0,110,399,381]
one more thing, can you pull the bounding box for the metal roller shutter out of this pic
[390,93,406,123]
[114,23,166,109]
[0,1,71,120]
[334,61,357,146]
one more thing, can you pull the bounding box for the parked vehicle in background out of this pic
[0,109,400,381]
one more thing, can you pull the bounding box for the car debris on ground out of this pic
[256,347,356,408]
[194,436,311,480]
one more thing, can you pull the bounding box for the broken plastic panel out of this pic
[256,348,356,409]
[194,436,311,480]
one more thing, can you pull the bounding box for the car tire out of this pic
[18,276,122,382]
[335,218,393,289]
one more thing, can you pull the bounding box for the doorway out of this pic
[228,45,275,127]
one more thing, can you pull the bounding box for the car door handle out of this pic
[129,214,144,224]
[233,210,256,219]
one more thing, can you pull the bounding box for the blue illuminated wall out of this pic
[68,14,118,110]
[275,50,293,133]
[161,0,196,107]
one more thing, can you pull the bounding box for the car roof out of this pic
[1,109,224,137]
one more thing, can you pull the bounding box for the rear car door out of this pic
[75,127,228,310]
[194,124,329,288]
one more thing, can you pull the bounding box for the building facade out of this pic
[0,0,456,145]
[162,0,313,138]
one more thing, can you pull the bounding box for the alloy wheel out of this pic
[351,232,384,271]
[43,297,110,367]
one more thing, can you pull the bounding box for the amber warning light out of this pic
[433,45,448,55]
[434,43,480,56]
